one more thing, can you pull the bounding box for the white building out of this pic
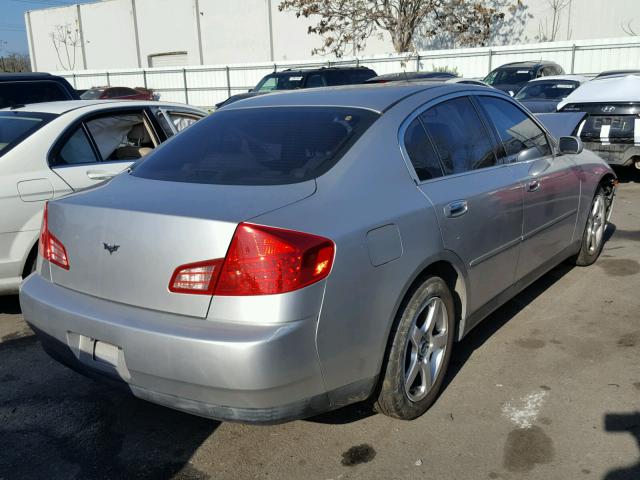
[25,0,640,72]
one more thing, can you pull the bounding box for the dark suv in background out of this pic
[483,61,564,95]
[0,73,79,109]
[215,66,376,109]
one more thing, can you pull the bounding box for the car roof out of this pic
[221,82,495,113]
[0,100,205,115]
[496,61,556,69]
[526,74,588,83]
[366,71,456,82]
[275,66,375,75]
[0,72,60,81]
[595,69,640,78]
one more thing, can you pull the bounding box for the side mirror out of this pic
[558,136,583,154]
[247,88,253,93]
[508,90,515,97]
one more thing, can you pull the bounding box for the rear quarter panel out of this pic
[252,89,472,396]
[0,120,70,290]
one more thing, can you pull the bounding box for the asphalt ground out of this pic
[1,169,639,480]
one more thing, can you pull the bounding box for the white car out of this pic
[0,100,206,295]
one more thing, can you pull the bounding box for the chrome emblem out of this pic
[601,105,616,113]
[103,243,120,255]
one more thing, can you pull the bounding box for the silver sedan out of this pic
[20,83,616,423]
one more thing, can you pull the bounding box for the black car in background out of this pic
[0,73,79,109]
[483,61,564,95]
[215,66,376,109]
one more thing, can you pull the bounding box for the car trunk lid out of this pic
[46,174,316,318]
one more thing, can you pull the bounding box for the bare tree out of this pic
[537,0,571,42]
[622,19,637,36]
[0,53,31,72]
[50,23,82,70]
[278,0,520,56]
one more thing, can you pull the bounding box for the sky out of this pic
[0,0,93,55]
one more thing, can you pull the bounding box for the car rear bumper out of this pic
[583,141,640,166]
[19,274,331,424]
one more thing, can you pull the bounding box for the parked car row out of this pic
[0,59,624,426]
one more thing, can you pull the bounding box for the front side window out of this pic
[403,118,443,181]
[168,112,201,133]
[0,112,55,156]
[420,97,496,175]
[478,96,551,163]
[85,112,156,161]
[133,107,379,185]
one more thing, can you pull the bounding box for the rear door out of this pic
[50,108,159,190]
[404,94,524,315]
[476,95,581,279]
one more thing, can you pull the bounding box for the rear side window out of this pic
[56,128,98,165]
[403,118,443,181]
[420,97,496,175]
[324,70,376,86]
[133,107,379,185]
[0,81,71,108]
[478,96,551,163]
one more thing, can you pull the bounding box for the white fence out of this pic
[53,37,640,109]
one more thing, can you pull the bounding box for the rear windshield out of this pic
[254,74,304,92]
[0,111,56,156]
[132,107,379,185]
[484,68,535,85]
[515,81,578,101]
[80,89,104,99]
[0,81,72,108]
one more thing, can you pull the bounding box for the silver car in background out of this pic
[20,83,616,423]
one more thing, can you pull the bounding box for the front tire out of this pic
[574,186,608,266]
[375,276,455,420]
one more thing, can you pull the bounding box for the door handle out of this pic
[445,200,468,218]
[527,180,541,192]
[86,171,116,181]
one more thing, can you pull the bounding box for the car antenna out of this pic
[9,102,25,110]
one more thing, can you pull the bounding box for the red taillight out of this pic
[39,203,69,270]
[168,259,223,295]
[168,223,335,296]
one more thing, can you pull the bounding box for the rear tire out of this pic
[375,275,455,420]
[573,186,608,266]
